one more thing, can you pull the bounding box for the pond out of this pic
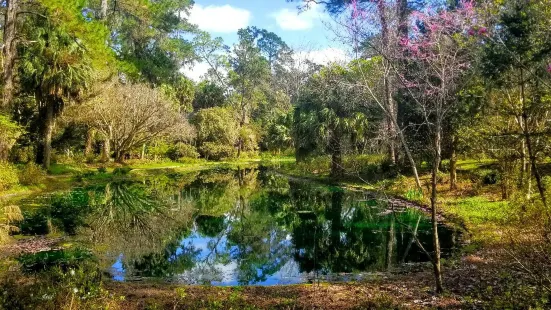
[15,166,461,286]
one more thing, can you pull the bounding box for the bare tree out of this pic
[396,2,477,292]
[71,83,184,163]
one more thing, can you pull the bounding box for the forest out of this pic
[1,0,551,309]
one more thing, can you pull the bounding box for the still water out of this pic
[17,167,460,286]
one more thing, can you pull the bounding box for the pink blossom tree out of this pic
[395,1,478,292]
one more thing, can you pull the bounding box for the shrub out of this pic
[483,171,498,185]
[148,140,171,160]
[0,162,19,191]
[18,248,94,273]
[18,209,50,235]
[473,169,498,185]
[167,142,199,161]
[113,167,132,175]
[199,142,236,161]
[9,145,34,163]
[18,162,46,186]
[97,166,107,174]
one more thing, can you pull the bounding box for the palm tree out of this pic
[294,64,369,178]
[18,14,92,169]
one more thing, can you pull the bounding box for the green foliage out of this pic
[161,77,195,113]
[472,169,499,185]
[0,162,19,191]
[0,114,23,160]
[192,107,239,147]
[200,142,237,161]
[293,63,369,166]
[18,162,46,186]
[0,205,23,243]
[113,167,132,176]
[193,81,227,110]
[167,143,199,160]
[18,248,94,273]
[1,252,111,309]
[148,140,172,159]
[18,209,50,235]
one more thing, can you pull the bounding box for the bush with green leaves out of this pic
[167,142,199,161]
[18,162,46,186]
[0,114,23,161]
[0,162,19,191]
[199,142,236,161]
[113,166,132,175]
[9,145,34,163]
[1,249,113,309]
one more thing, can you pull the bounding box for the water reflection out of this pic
[18,167,460,286]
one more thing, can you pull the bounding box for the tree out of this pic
[192,81,226,110]
[105,0,197,85]
[397,1,477,292]
[72,83,183,162]
[2,0,19,108]
[229,29,271,156]
[324,0,424,189]
[190,107,239,159]
[479,0,551,210]
[294,64,368,177]
[17,9,98,169]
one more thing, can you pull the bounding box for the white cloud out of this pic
[296,47,349,65]
[272,4,326,31]
[181,62,211,82]
[188,4,251,33]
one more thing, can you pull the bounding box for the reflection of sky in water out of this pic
[175,230,304,286]
[111,254,125,282]
[111,228,306,286]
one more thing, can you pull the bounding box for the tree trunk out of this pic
[520,138,527,189]
[394,116,422,189]
[519,68,547,210]
[401,215,422,263]
[84,128,96,157]
[141,143,146,160]
[237,137,243,158]
[430,124,444,294]
[377,1,397,165]
[522,113,547,209]
[100,0,108,19]
[115,151,124,163]
[386,215,395,270]
[330,134,344,178]
[42,101,54,170]
[101,137,110,163]
[2,0,18,108]
[449,134,458,190]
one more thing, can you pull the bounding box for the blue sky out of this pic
[184,0,349,80]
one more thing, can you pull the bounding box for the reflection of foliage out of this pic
[196,215,225,237]
[82,181,194,267]
[16,167,459,285]
[18,189,91,235]
[130,228,199,278]
[290,185,446,274]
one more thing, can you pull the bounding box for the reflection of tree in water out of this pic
[288,183,455,275]
[80,181,194,269]
[70,167,459,284]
